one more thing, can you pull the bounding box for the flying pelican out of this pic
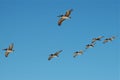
[103,36,116,44]
[57,9,73,26]
[3,43,14,57]
[73,50,84,58]
[86,43,95,49]
[48,50,63,61]
[92,36,104,43]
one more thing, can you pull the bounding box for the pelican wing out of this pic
[65,9,73,17]
[73,53,78,58]
[58,18,65,26]
[98,36,104,39]
[112,36,115,39]
[79,50,83,54]
[110,36,115,41]
[5,52,9,57]
[103,39,108,44]
[54,50,63,56]
[48,56,52,60]
[8,43,14,50]
[86,44,90,49]
[92,38,96,43]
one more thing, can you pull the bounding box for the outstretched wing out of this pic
[73,53,78,58]
[54,50,63,56]
[5,52,9,57]
[103,38,109,44]
[48,56,54,61]
[111,36,116,40]
[85,44,90,49]
[79,50,83,54]
[58,18,65,26]
[65,9,73,17]
[92,38,96,43]
[8,43,14,50]
[98,36,104,39]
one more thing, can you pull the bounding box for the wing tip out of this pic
[70,9,73,11]
[48,58,51,61]
[5,55,8,57]
[58,24,61,26]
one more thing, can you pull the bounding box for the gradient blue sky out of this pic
[0,0,120,80]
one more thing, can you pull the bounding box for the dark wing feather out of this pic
[54,50,63,56]
[48,56,52,60]
[48,56,53,61]
[58,18,65,26]
[5,52,9,57]
[103,39,109,43]
[9,43,14,50]
[65,9,73,17]
[73,53,78,58]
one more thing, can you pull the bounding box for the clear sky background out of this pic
[0,0,120,80]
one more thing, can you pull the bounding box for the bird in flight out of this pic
[73,50,84,58]
[86,43,95,49]
[48,50,63,61]
[57,9,73,26]
[103,36,116,44]
[2,43,14,57]
[91,36,104,43]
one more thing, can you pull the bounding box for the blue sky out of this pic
[0,0,120,80]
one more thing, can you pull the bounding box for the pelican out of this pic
[48,50,63,61]
[103,36,116,44]
[86,43,95,49]
[3,43,14,57]
[92,36,104,43]
[57,9,73,26]
[73,50,84,58]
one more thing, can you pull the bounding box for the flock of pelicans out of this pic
[48,35,116,60]
[48,9,117,60]
[1,9,117,61]
[1,35,116,60]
